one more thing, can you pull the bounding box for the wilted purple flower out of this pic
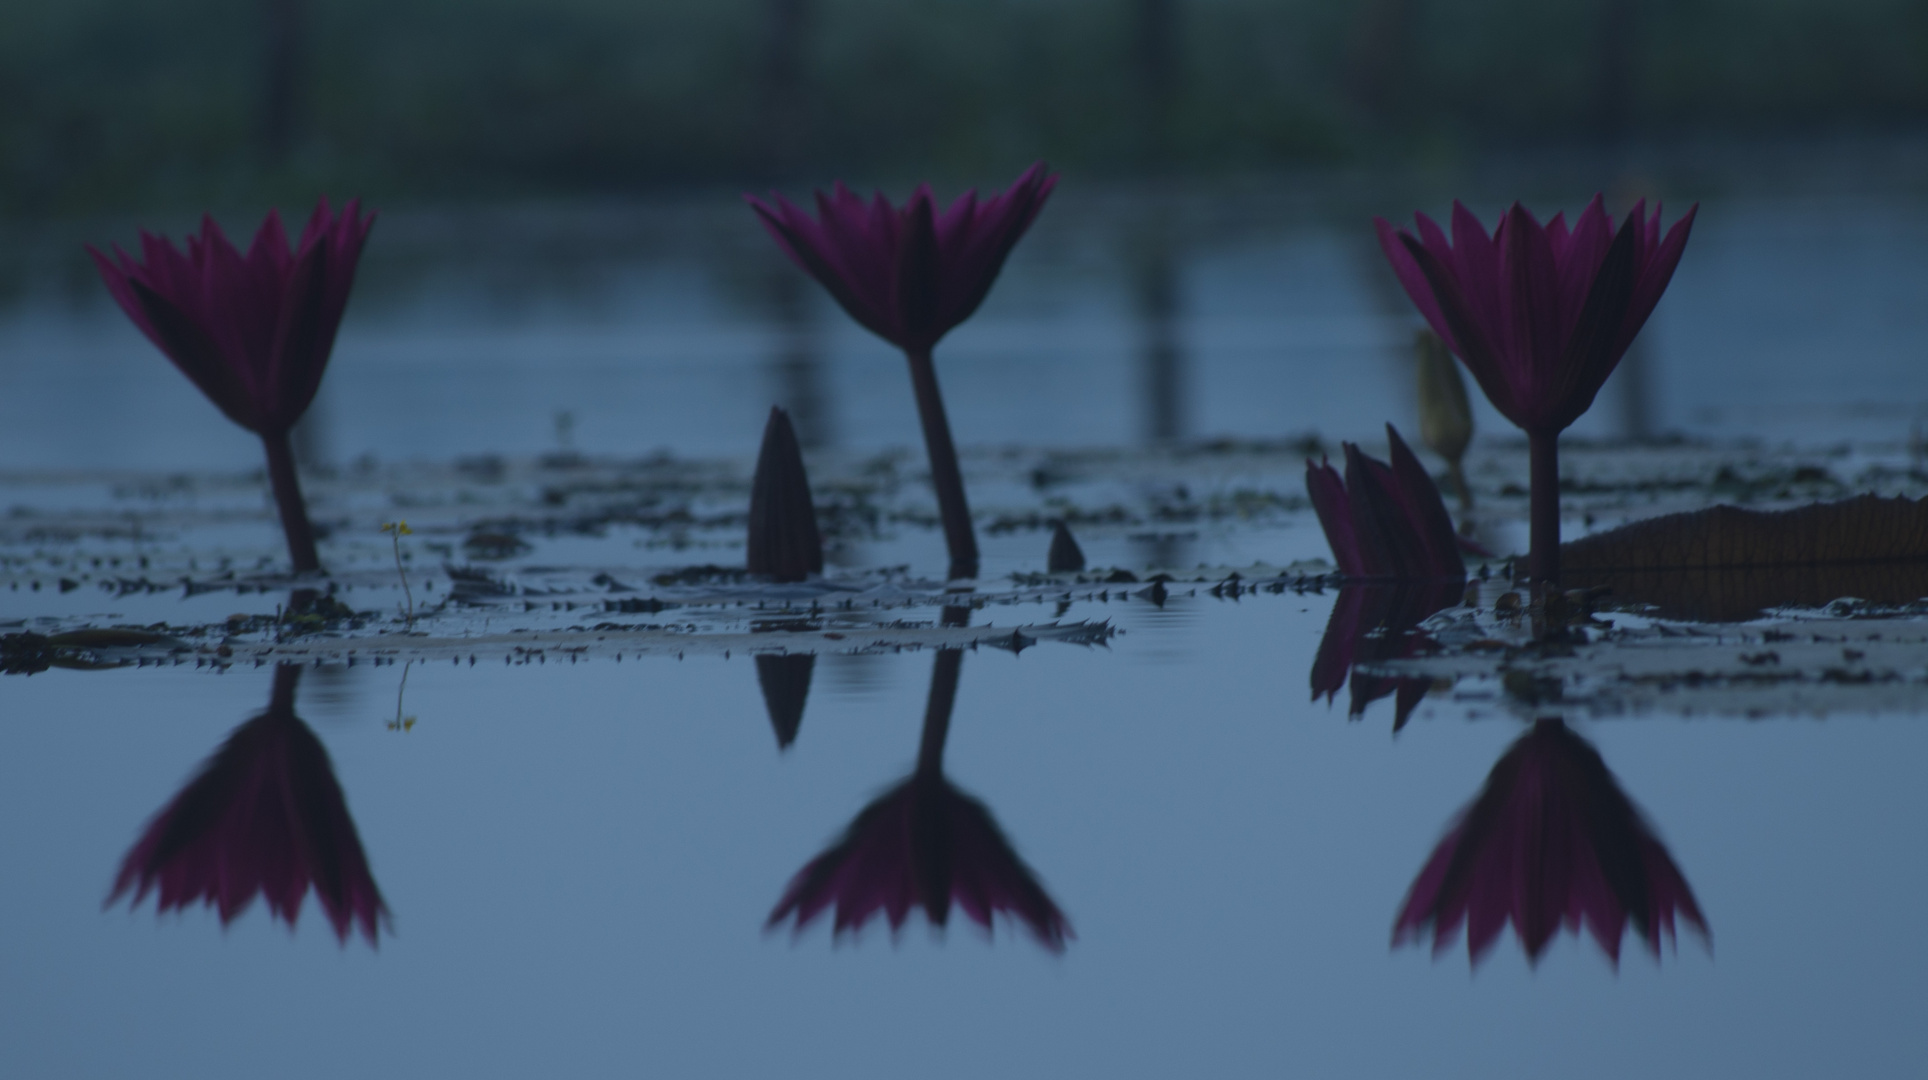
[108,666,389,946]
[747,164,1057,580]
[89,198,375,572]
[1309,581,1461,731]
[1394,718,1707,965]
[1306,425,1465,579]
[1374,197,1695,585]
[768,647,1071,951]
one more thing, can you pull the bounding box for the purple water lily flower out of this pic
[1306,425,1465,579]
[747,163,1057,580]
[90,198,376,572]
[1394,718,1708,966]
[1375,196,1695,585]
[107,665,390,946]
[768,648,1071,951]
[766,767,1072,952]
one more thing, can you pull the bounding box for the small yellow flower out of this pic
[380,521,413,537]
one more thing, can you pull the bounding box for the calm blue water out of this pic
[2,592,1925,1078]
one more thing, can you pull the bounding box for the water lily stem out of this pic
[1528,429,1561,587]
[917,647,964,775]
[262,430,322,573]
[270,663,302,714]
[904,347,979,580]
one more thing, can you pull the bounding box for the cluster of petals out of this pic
[767,770,1071,952]
[88,198,375,436]
[1306,425,1466,579]
[1375,196,1695,434]
[1393,718,1708,965]
[747,162,1057,352]
[108,669,389,946]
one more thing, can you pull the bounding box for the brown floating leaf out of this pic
[1562,495,1928,621]
[1563,495,1928,571]
[746,406,824,582]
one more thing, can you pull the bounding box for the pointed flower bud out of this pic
[755,654,815,749]
[747,406,823,583]
[1047,520,1086,572]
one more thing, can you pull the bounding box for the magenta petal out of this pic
[1305,456,1365,577]
[1374,217,1456,352]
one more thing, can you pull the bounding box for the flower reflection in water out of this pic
[108,664,390,946]
[1395,718,1707,966]
[767,634,1072,952]
[1310,581,1461,731]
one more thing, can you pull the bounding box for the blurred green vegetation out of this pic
[2,0,1924,216]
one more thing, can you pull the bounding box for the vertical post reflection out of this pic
[1616,336,1656,442]
[1132,216,1190,572]
[765,270,832,451]
[754,0,812,177]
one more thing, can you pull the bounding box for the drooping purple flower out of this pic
[1374,197,1695,585]
[766,769,1072,952]
[746,163,1056,354]
[1306,425,1466,579]
[89,198,375,438]
[1394,718,1708,966]
[107,665,389,946]
[1309,581,1461,731]
[1374,196,1694,436]
[88,198,375,573]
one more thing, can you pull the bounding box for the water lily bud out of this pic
[747,406,823,582]
[1047,520,1086,572]
[755,654,815,749]
[1414,329,1473,465]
